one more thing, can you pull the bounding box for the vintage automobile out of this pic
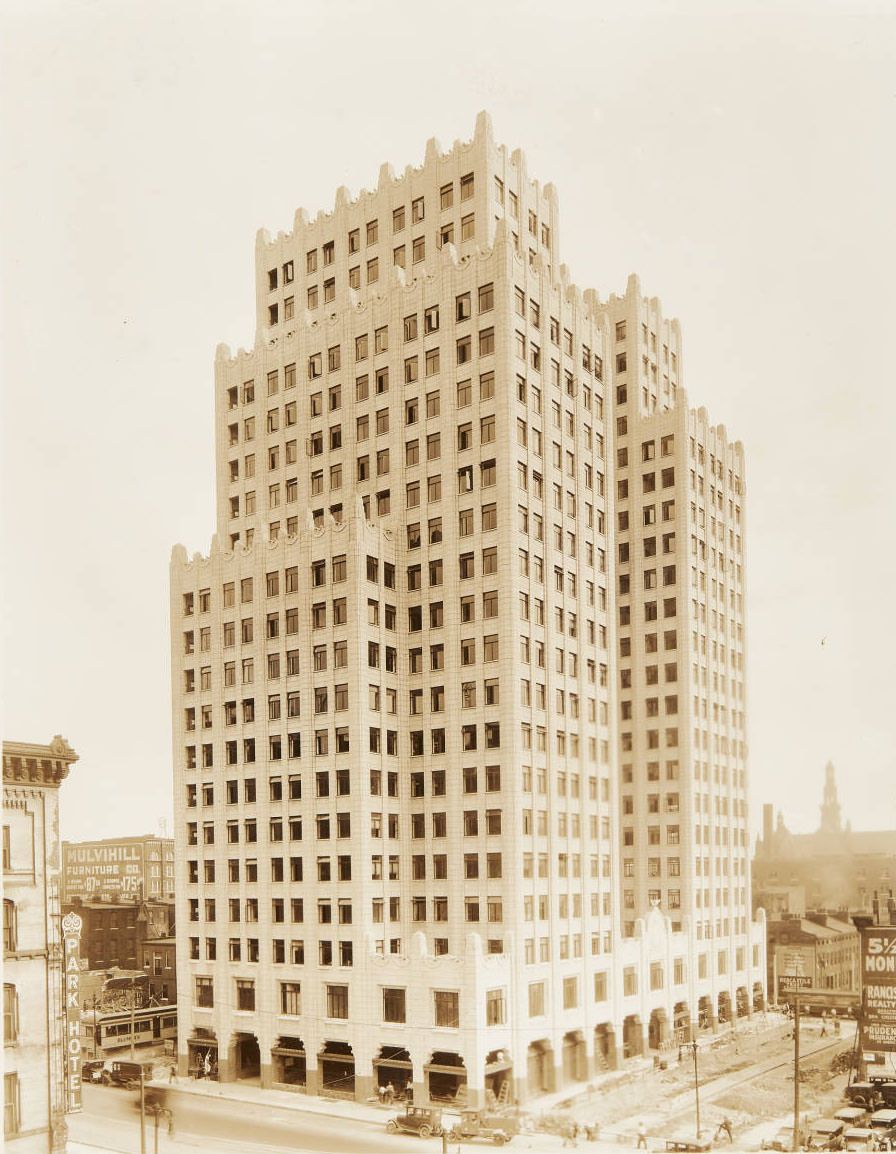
[447,1108,516,1145]
[835,1109,870,1129]
[761,1123,805,1151]
[100,1060,153,1088]
[805,1118,846,1150]
[868,1109,896,1144]
[841,1128,875,1152]
[846,1085,880,1110]
[386,1106,445,1139]
[81,1060,105,1083]
[875,1084,896,1110]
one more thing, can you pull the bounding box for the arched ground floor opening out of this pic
[271,1035,305,1087]
[561,1030,588,1084]
[753,982,766,1012]
[717,990,732,1025]
[697,995,714,1030]
[234,1033,260,1080]
[373,1046,413,1101]
[673,1001,691,1044]
[648,1007,670,1050]
[425,1051,466,1104]
[526,1039,553,1095]
[594,1023,617,1071]
[623,1015,644,1059]
[187,1030,218,1080]
[320,1041,354,1097]
[484,1048,513,1106]
[736,986,750,1018]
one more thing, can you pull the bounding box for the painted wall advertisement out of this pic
[862,926,896,1052]
[63,910,83,1112]
[63,841,144,901]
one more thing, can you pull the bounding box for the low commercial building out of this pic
[66,897,174,971]
[766,912,859,1003]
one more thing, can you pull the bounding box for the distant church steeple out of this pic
[819,761,842,834]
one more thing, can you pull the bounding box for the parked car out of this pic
[762,1124,802,1151]
[447,1108,516,1145]
[847,1085,880,1110]
[868,1109,896,1145]
[386,1106,445,1139]
[876,1085,896,1110]
[842,1128,875,1152]
[81,1060,105,1083]
[805,1118,846,1151]
[836,1109,871,1129]
[100,1060,152,1088]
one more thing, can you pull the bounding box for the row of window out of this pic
[200,970,468,1029]
[186,795,508,847]
[189,888,509,927]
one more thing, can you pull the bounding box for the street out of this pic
[73,1085,425,1154]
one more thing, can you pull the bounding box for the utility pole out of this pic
[139,1067,146,1154]
[792,994,800,1154]
[691,1040,701,1137]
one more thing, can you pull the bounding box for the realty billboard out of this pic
[862,926,896,1052]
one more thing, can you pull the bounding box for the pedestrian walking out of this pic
[637,1120,648,1149]
[714,1117,733,1143]
[561,1120,579,1147]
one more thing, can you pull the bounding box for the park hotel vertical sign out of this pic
[62,910,84,1112]
[862,925,896,1052]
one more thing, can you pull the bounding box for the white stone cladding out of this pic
[3,738,78,1152]
[170,113,765,1104]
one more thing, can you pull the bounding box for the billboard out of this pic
[63,840,145,901]
[862,926,896,1053]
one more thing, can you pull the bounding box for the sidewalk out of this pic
[145,1074,394,1128]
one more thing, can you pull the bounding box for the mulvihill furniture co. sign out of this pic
[63,840,145,900]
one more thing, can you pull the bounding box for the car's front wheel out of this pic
[386,1120,398,1133]
[418,1124,432,1139]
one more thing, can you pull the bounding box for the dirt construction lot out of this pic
[529,1013,857,1147]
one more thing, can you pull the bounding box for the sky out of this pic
[2,0,895,843]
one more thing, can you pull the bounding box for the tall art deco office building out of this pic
[170,113,765,1105]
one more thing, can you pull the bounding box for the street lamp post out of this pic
[690,1040,701,1137]
[139,1067,146,1154]
[145,1101,174,1154]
